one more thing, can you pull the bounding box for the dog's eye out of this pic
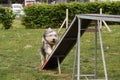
[49,35,52,37]
[54,35,57,37]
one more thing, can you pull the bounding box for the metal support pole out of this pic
[72,44,78,80]
[57,57,61,74]
[94,21,98,80]
[97,20,108,80]
[77,18,81,80]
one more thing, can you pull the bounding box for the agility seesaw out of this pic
[39,14,120,80]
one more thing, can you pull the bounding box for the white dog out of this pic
[40,28,58,65]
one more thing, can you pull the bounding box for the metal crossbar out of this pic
[77,14,120,22]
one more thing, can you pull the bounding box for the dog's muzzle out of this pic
[52,39,56,43]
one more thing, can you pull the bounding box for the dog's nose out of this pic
[53,39,55,41]
[52,39,56,43]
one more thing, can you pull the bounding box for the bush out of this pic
[22,4,67,29]
[22,2,120,29]
[0,6,15,29]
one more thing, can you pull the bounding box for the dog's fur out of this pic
[40,28,58,65]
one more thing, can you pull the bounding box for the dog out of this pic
[40,28,58,65]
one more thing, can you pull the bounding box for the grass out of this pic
[0,20,120,80]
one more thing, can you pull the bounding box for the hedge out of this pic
[0,6,15,29]
[22,2,120,29]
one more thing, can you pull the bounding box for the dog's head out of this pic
[43,28,58,45]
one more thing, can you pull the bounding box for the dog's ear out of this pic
[42,30,46,42]
[42,36,47,43]
[45,28,52,32]
[48,27,52,30]
[44,28,51,35]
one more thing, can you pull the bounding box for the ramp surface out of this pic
[40,16,91,70]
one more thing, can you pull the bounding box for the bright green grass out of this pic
[0,20,120,80]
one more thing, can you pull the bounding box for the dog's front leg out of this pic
[40,53,45,65]
[45,47,52,60]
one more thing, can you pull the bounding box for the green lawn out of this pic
[0,20,120,80]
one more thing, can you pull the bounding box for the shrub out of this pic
[22,2,120,29]
[22,4,67,29]
[0,6,15,29]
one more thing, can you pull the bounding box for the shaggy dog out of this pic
[40,28,58,65]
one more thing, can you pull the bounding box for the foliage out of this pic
[0,6,15,29]
[22,2,120,29]
[22,4,67,29]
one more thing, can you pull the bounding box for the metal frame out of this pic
[72,14,120,80]
[72,19,107,80]
[41,14,120,80]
